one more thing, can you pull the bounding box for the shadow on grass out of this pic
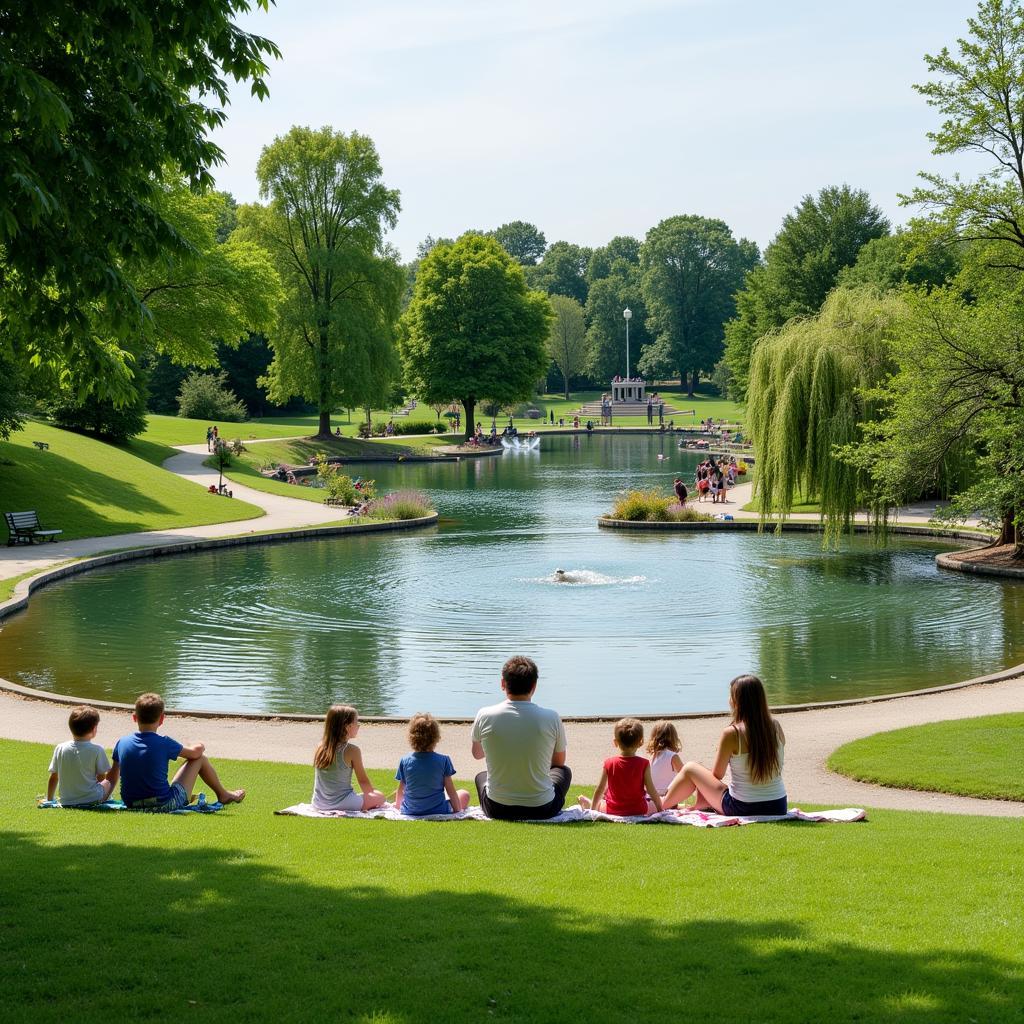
[1,831,1018,1024]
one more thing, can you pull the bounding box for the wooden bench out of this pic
[32,441,49,451]
[4,510,63,546]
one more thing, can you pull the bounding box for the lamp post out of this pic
[623,307,632,381]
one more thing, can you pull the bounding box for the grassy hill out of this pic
[1,423,262,543]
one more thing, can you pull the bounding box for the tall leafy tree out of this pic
[586,236,642,285]
[239,127,403,437]
[639,215,758,396]
[400,235,552,440]
[545,295,589,399]
[488,221,547,265]
[723,186,888,400]
[584,264,650,382]
[0,0,279,402]
[837,230,961,291]
[527,242,592,305]
[904,0,1024,266]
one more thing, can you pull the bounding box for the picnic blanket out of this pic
[275,803,866,828]
[38,797,224,815]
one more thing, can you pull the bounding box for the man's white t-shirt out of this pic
[48,739,111,806]
[471,699,567,807]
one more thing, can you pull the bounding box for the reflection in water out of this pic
[0,435,1020,715]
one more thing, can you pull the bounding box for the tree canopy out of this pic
[488,221,547,265]
[400,235,552,439]
[239,127,403,436]
[545,295,589,399]
[527,242,592,306]
[723,185,889,400]
[0,0,279,402]
[639,215,758,394]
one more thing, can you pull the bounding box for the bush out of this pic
[49,389,148,443]
[610,489,713,522]
[388,420,436,436]
[177,371,247,422]
[362,490,435,521]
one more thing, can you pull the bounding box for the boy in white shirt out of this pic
[46,705,114,806]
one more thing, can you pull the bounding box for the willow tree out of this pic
[747,288,904,543]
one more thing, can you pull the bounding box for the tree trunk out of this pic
[317,409,331,437]
[316,328,332,437]
[687,369,697,399]
[463,397,476,441]
[999,510,1015,545]
[563,382,570,400]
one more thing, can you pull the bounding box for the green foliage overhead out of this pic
[724,186,889,400]
[0,0,279,396]
[527,241,592,305]
[747,288,904,543]
[545,295,589,399]
[177,370,248,422]
[904,0,1024,265]
[239,127,404,436]
[639,215,759,391]
[400,235,553,439]
[837,229,961,292]
[487,220,547,265]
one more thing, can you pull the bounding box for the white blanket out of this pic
[274,803,866,828]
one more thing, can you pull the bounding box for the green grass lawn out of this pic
[2,736,1020,1023]
[141,413,313,447]
[829,714,1024,801]
[0,423,263,542]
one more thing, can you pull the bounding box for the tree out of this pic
[239,127,404,437]
[903,0,1024,267]
[586,236,641,285]
[837,229,960,291]
[639,215,759,396]
[177,371,248,421]
[0,1,279,402]
[747,288,903,544]
[488,221,547,265]
[584,265,650,382]
[723,185,889,400]
[400,235,552,440]
[546,296,588,398]
[846,265,1024,552]
[49,387,149,444]
[527,242,592,305]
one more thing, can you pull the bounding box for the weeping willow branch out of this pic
[748,288,904,545]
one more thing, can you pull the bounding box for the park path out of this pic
[3,436,1019,816]
[0,443,343,582]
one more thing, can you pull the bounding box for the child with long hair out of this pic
[312,705,386,812]
[662,674,787,816]
[394,712,470,816]
[579,718,663,817]
[645,720,683,805]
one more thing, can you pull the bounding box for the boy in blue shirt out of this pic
[394,712,470,816]
[111,693,245,811]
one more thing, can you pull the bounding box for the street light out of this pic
[623,307,632,380]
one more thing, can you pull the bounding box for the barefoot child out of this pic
[111,693,245,811]
[646,720,684,808]
[46,705,115,806]
[312,705,386,812]
[394,713,471,816]
[579,718,663,816]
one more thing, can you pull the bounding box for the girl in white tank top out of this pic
[645,721,684,796]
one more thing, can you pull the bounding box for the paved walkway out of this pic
[3,439,1017,816]
[0,445,344,581]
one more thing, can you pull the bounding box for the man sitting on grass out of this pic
[471,656,572,821]
[111,693,245,811]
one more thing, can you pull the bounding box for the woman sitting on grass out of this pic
[662,674,787,817]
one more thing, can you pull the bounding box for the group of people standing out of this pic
[694,456,738,503]
[311,657,788,822]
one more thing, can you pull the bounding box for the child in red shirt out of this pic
[579,718,664,816]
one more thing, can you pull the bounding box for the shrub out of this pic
[49,389,148,443]
[362,490,435,521]
[387,420,436,436]
[177,371,247,422]
[610,489,713,522]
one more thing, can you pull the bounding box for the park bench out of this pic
[4,510,63,546]
[32,441,49,450]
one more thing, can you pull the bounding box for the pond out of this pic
[1,434,1019,716]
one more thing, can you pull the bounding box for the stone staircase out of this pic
[575,399,689,417]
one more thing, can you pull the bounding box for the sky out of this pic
[210,0,981,262]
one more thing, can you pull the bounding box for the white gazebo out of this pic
[611,378,646,402]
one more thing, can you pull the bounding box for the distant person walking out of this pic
[673,477,688,506]
[206,426,213,452]
[646,396,654,425]
[471,656,572,821]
